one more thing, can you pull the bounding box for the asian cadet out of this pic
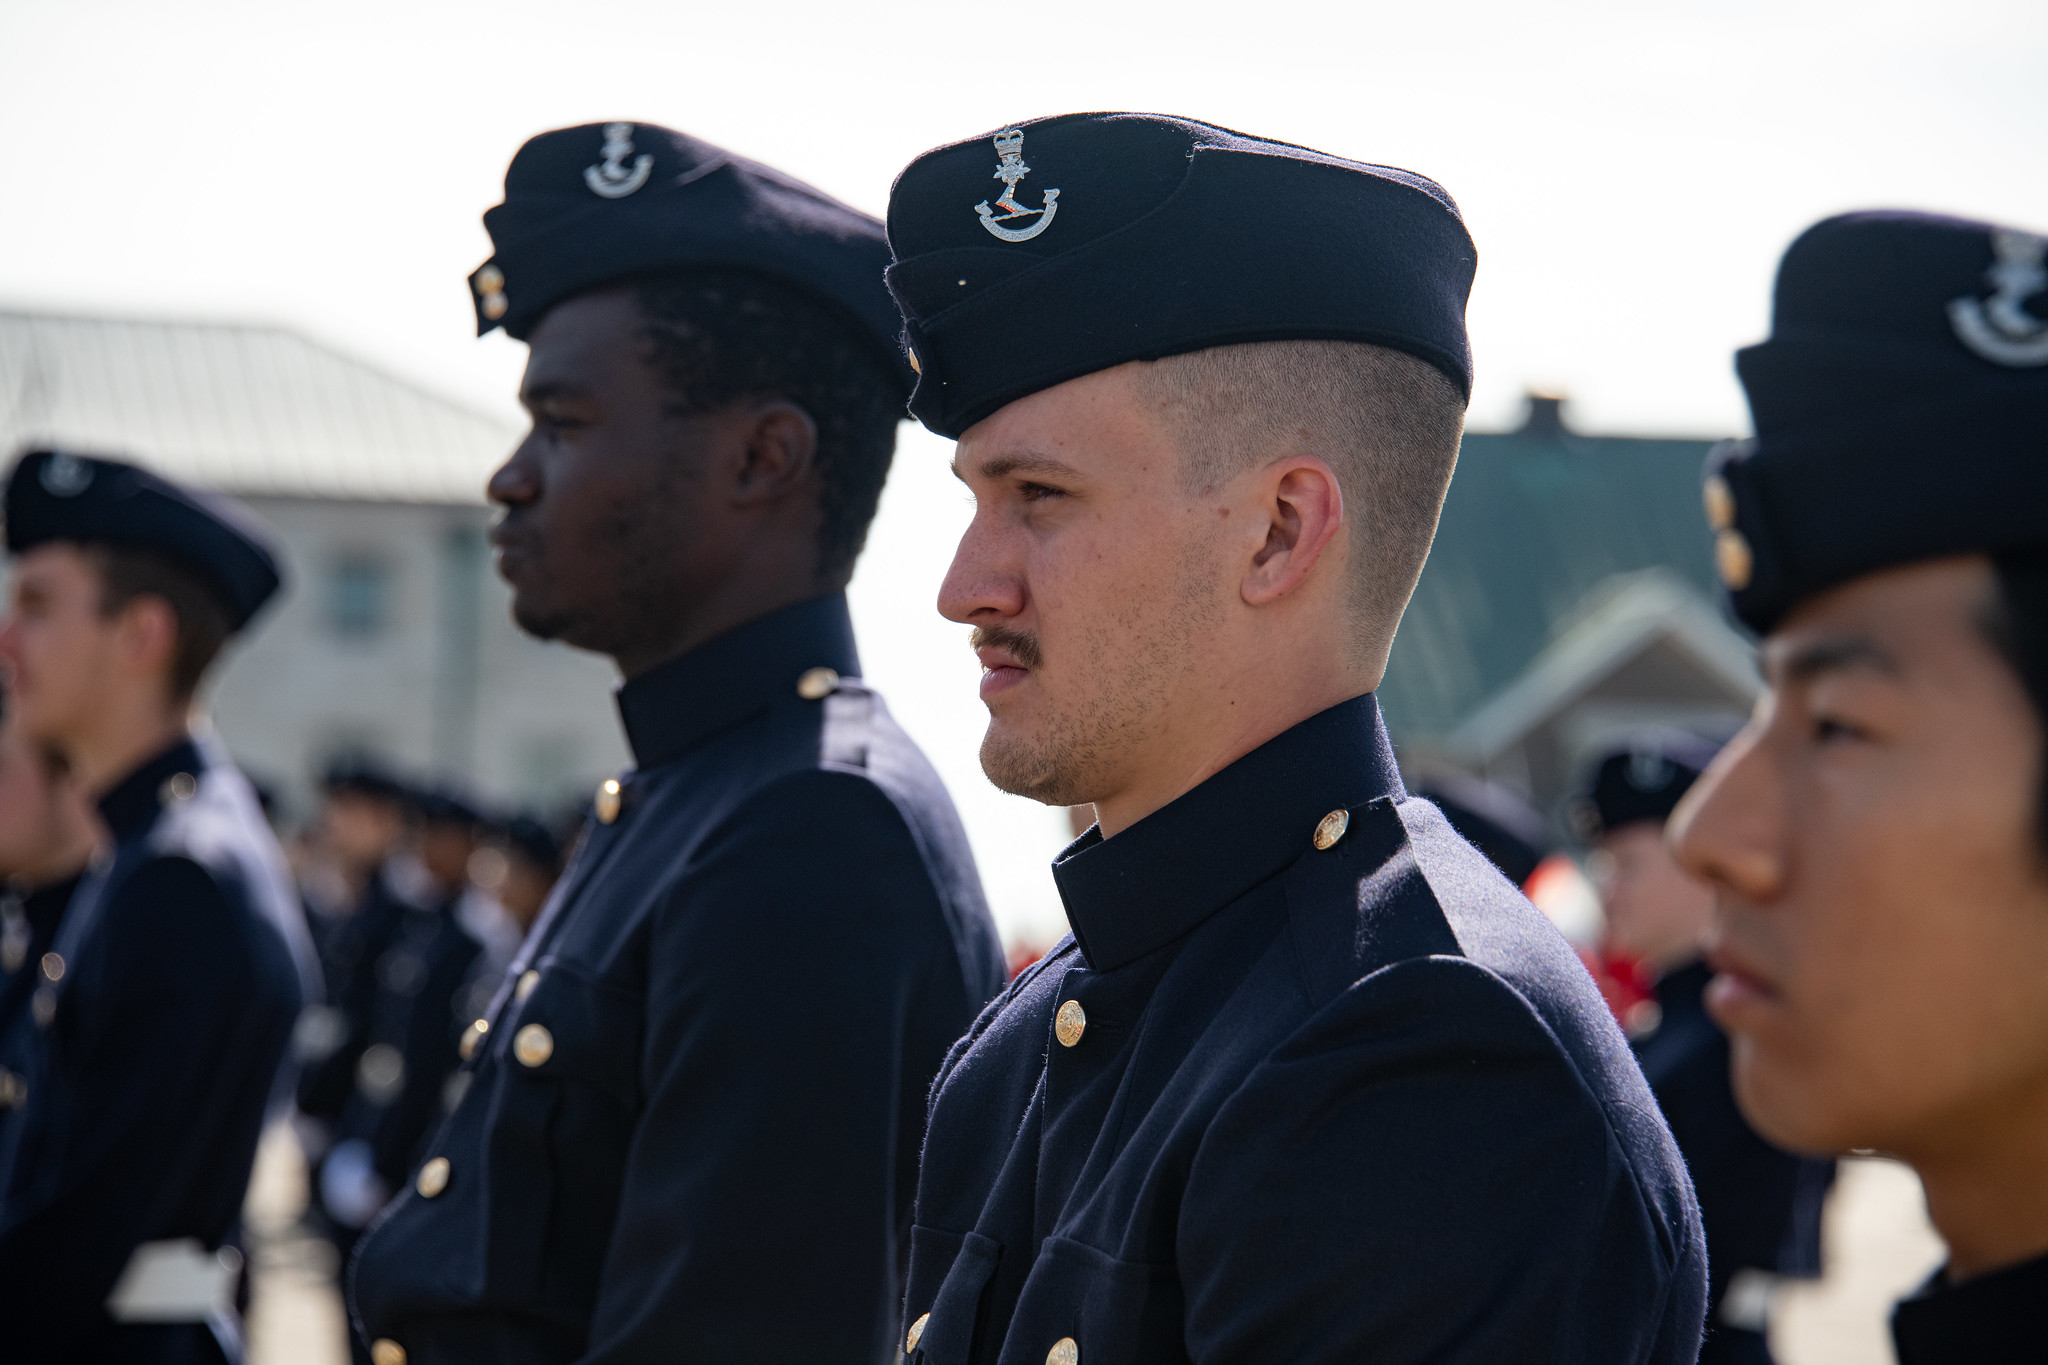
[1671,210,2048,1360]
[348,123,1005,1364]
[0,450,314,1363]
[885,113,1706,1364]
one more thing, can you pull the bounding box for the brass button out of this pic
[796,666,840,701]
[31,986,55,1028]
[906,1311,930,1353]
[595,778,623,825]
[1047,1338,1079,1365]
[476,265,504,293]
[1702,475,1736,532]
[514,1022,554,1068]
[39,951,64,982]
[1715,528,1754,590]
[515,969,541,1003]
[460,1018,487,1061]
[906,347,921,375]
[482,292,509,320]
[415,1156,450,1198]
[370,1341,407,1365]
[1054,999,1086,1048]
[1313,809,1350,851]
[160,772,197,805]
[0,1067,25,1108]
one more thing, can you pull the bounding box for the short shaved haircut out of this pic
[1135,339,1466,670]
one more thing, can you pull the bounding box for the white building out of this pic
[0,307,628,822]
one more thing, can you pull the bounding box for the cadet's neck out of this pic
[1909,1084,2048,1281]
[66,694,192,799]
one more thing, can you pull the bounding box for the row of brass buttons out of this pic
[904,1312,1077,1365]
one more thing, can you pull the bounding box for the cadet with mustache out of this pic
[886,112,1705,1364]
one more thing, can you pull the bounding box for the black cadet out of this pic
[1576,734,1836,1365]
[0,449,313,1364]
[887,113,1706,1365]
[1704,210,2048,1363]
[350,122,1004,1364]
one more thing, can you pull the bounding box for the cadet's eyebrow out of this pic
[951,451,1085,484]
[519,380,591,409]
[1766,635,1901,685]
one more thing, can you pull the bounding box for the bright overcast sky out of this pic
[2,0,2044,944]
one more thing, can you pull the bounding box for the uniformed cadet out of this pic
[1669,211,2048,1361]
[1575,733,1833,1365]
[348,122,1005,1363]
[0,449,315,1363]
[887,113,1705,1364]
[488,815,564,934]
[0,695,99,1047]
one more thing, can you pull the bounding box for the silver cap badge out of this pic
[39,453,91,498]
[584,123,654,200]
[1949,229,2048,367]
[975,128,1060,243]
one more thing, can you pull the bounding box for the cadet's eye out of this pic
[1019,482,1066,503]
[1812,714,1868,744]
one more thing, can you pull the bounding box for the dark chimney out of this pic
[1520,391,1568,437]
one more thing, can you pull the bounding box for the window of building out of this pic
[325,554,393,639]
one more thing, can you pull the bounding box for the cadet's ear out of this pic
[111,594,181,691]
[730,400,819,507]
[1241,457,1344,607]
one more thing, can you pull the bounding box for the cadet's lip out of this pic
[975,646,1030,700]
[1704,939,1780,1025]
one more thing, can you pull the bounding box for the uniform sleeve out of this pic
[1178,955,1703,1365]
[0,858,300,1360]
[582,770,965,1365]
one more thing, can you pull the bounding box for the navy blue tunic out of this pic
[0,739,307,1364]
[1892,1251,2047,1363]
[351,594,1005,1364]
[904,695,1706,1364]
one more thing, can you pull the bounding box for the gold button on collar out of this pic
[416,1156,450,1198]
[39,951,64,983]
[515,968,541,1004]
[160,772,197,805]
[1715,528,1754,590]
[476,265,504,293]
[796,666,840,701]
[1048,1338,1079,1365]
[906,347,922,375]
[370,1341,407,1365]
[1702,475,1736,532]
[514,1022,554,1068]
[459,1018,488,1061]
[595,777,624,825]
[1054,999,1086,1048]
[1313,809,1350,851]
[906,1311,930,1353]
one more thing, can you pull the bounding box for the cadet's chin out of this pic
[979,721,1087,809]
[1727,1032,1856,1158]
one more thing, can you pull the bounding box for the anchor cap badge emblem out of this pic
[1948,229,2048,367]
[39,452,92,498]
[975,127,1060,243]
[584,122,654,200]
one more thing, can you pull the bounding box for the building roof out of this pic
[1379,397,1733,741]
[0,308,514,503]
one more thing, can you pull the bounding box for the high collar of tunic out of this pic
[614,593,862,770]
[96,736,205,843]
[1892,1247,2048,1362]
[1052,692,1405,971]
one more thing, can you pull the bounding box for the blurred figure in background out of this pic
[488,815,565,936]
[1577,732,1833,1365]
[1672,211,2048,1360]
[0,694,99,1044]
[0,449,310,1364]
[312,788,513,1302]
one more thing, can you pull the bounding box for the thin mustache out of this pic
[970,624,1043,670]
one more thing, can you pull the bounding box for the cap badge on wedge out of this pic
[976,127,1060,243]
[1949,229,2048,367]
[584,122,654,200]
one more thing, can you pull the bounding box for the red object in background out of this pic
[1007,939,1052,981]
[1581,946,1656,1030]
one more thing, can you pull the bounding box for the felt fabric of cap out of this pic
[472,121,910,393]
[885,112,1477,439]
[4,449,283,632]
[1709,210,2048,633]
[1572,731,1721,841]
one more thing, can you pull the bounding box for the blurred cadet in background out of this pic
[893,113,1703,1363]
[1577,732,1833,1365]
[310,788,514,1298]
[0,693,99,1048]
[482,815,565,935]
[351,122,1003,1364]
[1417,771,1550,886]
[0,449,314,1364]
[1671,211,2048,1361]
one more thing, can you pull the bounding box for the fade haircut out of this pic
[1986,550,2048,856]
[1135,340,1467,667]
[88,545,232,702]
[633,268,904,581]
